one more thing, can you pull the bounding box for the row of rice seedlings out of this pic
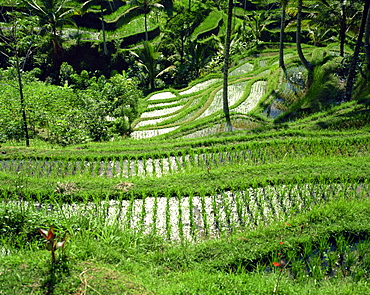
[197,81,249,120]
[174,152,183,173]
[210,191,220,235]
[124,194,135,230]
[131,126,180,139]
[0,151,359,184]
[165,193,172,240]
[275,235,370,282]
[232,80,267,114]
[2,180,368,244]
[250,188,266,227]
[199,189,209,237]
[188,191,195,237]
[8,141,357,179]
[222,192,234,232]
[47,160,58,178]
[177,193,185,242]
[151,192,159,235]
[1,134,368,178]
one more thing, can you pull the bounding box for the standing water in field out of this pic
[265,66,307,119]
[13,183,368,242]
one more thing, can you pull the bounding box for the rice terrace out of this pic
[0,0,370,294]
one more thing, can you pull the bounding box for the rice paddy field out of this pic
[1,124,369,293]
[1,45,370,293]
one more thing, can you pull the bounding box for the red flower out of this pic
[285,223,291,226]
[279,241,284,245]
[278,253,281,256]
[273,262,281,267]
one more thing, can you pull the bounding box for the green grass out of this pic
[104,4,132,22]
[106,12,160,39]
[1,121,369,293]
[191,9,224,41]
[2,196,370,294]
[1,131,368,200]
[1,11,370,292]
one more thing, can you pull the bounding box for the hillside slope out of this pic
[131,44,370,140]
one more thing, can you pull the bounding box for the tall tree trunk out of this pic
[52,26,63,73]
[296,0,313,71]
[180,36,184,64]
[223,0,233,132]
[145,12,148,41]
[15,57,30,147]
[365,6,370,72]
[150,76,155,89]
[339,1,347,57]
[345,0,370,101]
[101,7,108,55]
[279,2,286,71]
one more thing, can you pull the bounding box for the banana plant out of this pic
[38,226,68,264]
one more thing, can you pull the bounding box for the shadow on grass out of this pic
[317,109,370,129]
[42,256,70,295]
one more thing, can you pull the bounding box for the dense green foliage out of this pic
[0,0,370,293]
[0,67,142,144]
[0,0,369,145]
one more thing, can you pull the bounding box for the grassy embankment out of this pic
[1,124,370,293]
[1,40,370,293]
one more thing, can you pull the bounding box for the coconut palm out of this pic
[279,0,289,70]
[185,40,213,78]
[296,0,314,71]
[253,0,288,69]
[131,41,160,89]
[162,11,193,65]
[305,0,362,57]
[245,10,271,46]
[23,0,76,71]
[80,0,113,55]
[345,0,370,100]
[365,7,370,72]
[223,0,233,132]
[127,0,164,41]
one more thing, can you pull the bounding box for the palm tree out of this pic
[80,0,112,55]
[127,0,163,41]
[365,6,370,72]
[132,41,176,90]
[279,0,289,71]
[345,0,370,101]
[162,11,192,65]
[186,40,213,78]
[296,0,314,71]
[338,0,347,57]
[131,41,159,89]
[312,0,361,57]
[23,0,76,71]
[223,0,233,132]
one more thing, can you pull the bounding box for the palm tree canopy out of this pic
[23,0,75,31]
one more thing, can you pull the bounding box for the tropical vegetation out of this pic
[0,0,370,293]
